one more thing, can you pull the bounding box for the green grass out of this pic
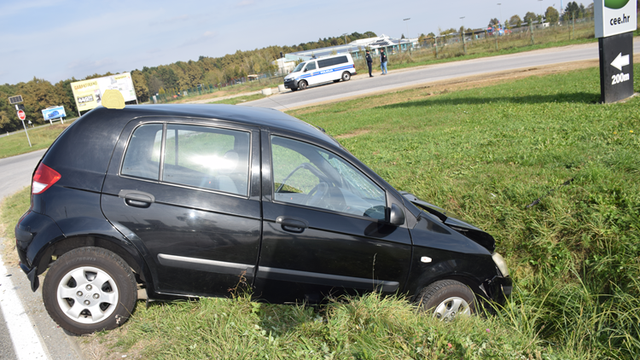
[100,292,574,359]
[0,122,74,159]
[0,187,29,261]
[2,63,639,359]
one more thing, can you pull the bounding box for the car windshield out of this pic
[293,62,306,72]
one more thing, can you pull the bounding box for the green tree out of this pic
[563,1,580,20]
[488,18,500,27]
[509,14,522,27]
[545,6,559,23]
[131,70,149,103]
[524,11,537,25]
[53,79,78,118]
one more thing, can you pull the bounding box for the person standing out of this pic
[380,48,388,75]
[365,50,373,77]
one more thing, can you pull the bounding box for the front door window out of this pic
[271,136,386,220]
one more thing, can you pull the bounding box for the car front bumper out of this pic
[284,79,297,89]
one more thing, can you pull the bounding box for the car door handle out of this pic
[276,216,308,233]
[118,189,155,208]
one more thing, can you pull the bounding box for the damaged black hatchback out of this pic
[15,104,511,334]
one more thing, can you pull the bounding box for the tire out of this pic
[42,247,137,334]
[333,79,340,83]
[341,72,351,81]
[291,88,298,92]
[415,280,475,321]
[298,80,308,90]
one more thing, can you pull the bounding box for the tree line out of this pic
[0,31,376,133]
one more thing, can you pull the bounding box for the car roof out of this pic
[91,104,338,145]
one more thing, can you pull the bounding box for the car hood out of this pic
[400,191,496,252]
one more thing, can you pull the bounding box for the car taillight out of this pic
[32,163,61,195]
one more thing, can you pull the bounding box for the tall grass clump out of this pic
[290,64,640,359]
[102,292,575,359]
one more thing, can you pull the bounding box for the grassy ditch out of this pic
[0,122,73,159]
[1,65,639,359]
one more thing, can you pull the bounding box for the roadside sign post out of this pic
[594,0,637,103]
[9,95,32,147]
[16,108,32,147]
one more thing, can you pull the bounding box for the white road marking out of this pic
[0,256,49,360]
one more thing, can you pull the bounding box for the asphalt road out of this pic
[244,40,639,110]
[0,40,638,360]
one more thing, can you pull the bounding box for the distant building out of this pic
[272,58,297,75]
[272,34,418,74]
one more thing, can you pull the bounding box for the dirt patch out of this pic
[335,129,371,139]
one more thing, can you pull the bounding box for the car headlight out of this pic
[492,252,509,277]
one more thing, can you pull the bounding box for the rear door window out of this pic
[121,123,250,196]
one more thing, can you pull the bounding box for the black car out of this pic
[15,104,511,335]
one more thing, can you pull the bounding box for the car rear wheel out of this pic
[415,280,474,321]
[341,72,351,81]
[298,80,308,90]
[42,247,137,334]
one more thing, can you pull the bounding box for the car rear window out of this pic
[121,123,250,196]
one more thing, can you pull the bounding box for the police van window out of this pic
[293,62,306,72]
[305,61,317,71]
[318,59,331,68]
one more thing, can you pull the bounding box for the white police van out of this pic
[284,54,356,91]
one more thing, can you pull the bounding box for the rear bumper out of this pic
[15,210,64,291]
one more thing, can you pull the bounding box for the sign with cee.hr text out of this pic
[595,0,637,38]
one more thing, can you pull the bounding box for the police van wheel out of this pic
[298,80,308,90]
[333,80,340,83]
[341,72,351,81]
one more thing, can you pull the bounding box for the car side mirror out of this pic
[388,203,405,226]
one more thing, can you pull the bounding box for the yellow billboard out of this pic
[71,72,137,113]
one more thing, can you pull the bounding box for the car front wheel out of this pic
[42,247,137,334]
[415,280,475,321]
[341,72,351,81]
[298,80,308,90]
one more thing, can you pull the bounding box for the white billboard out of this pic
[42,106,66,121]
[70,72,137,113]
[595,0,637,38]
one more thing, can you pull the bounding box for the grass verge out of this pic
[0,122,73,159]
[1,63,638,359]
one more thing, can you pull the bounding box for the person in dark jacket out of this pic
[365,50,373,77]
[380,48,388,75]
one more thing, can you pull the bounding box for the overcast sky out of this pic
[1,0,575,85]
